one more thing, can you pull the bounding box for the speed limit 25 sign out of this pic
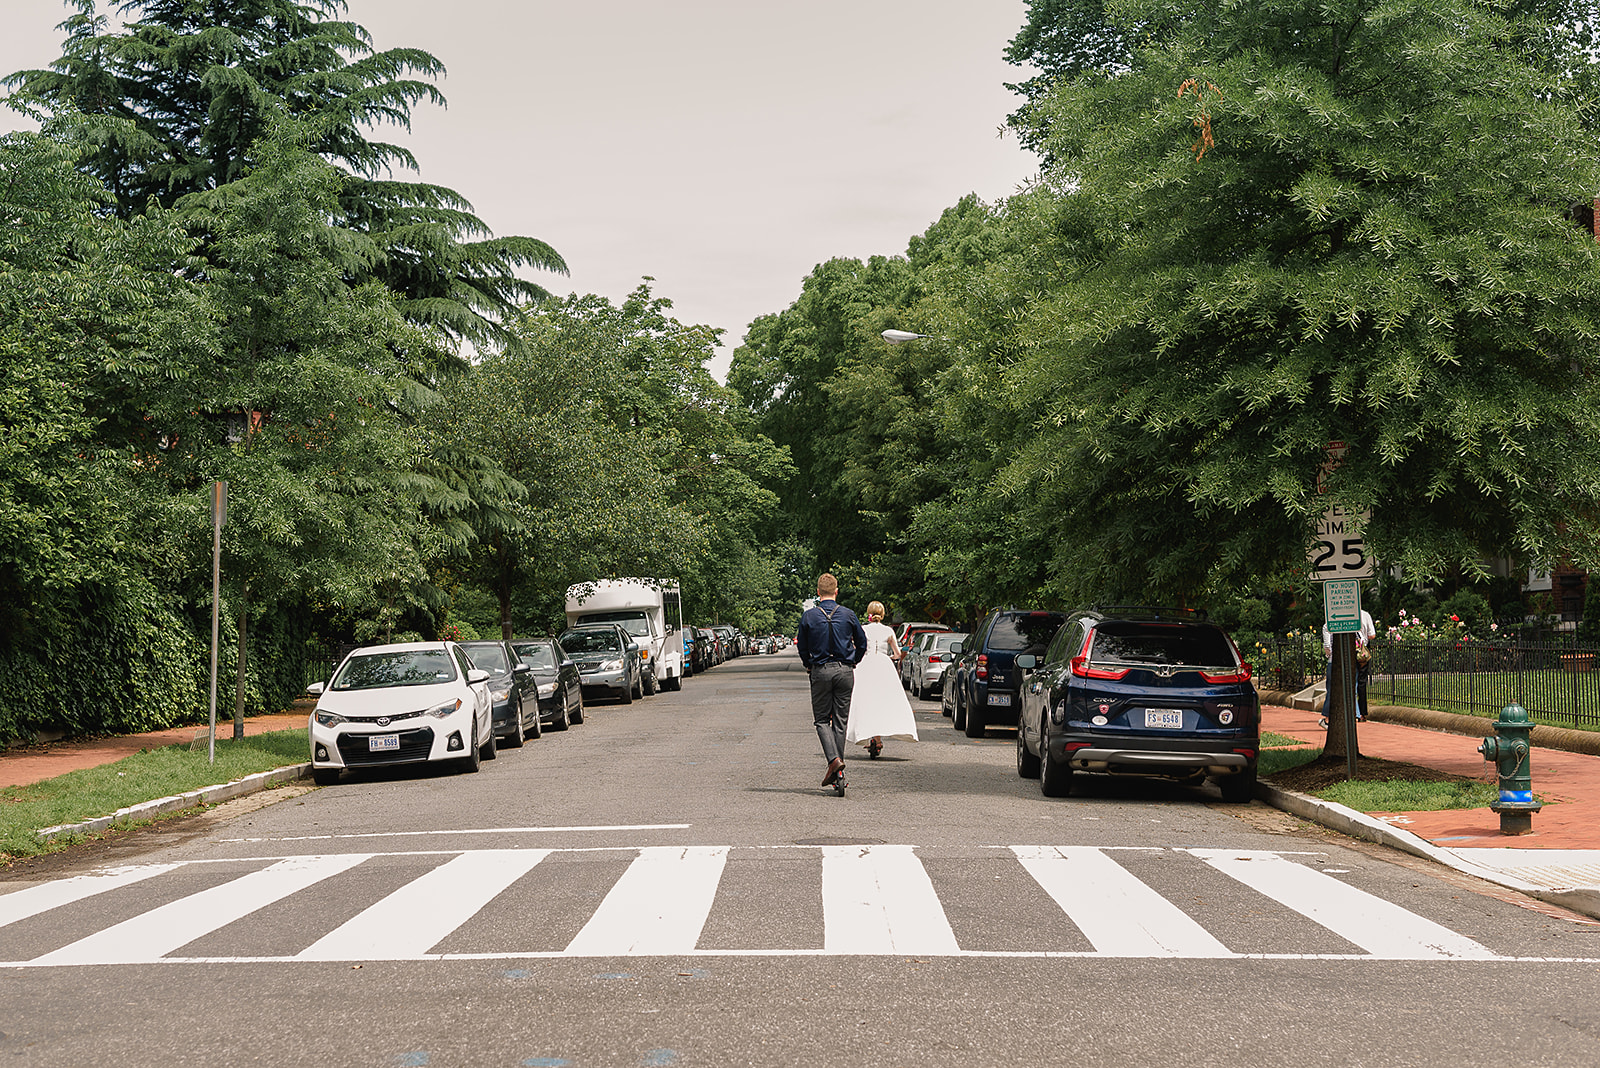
[1309,504,1374,580]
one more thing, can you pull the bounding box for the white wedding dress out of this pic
[845,622,918,747]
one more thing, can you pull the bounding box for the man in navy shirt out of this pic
[796,573,868,792]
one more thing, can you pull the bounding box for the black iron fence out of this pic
[1248,633,1600,729]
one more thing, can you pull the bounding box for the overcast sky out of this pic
[1,0,1040,378]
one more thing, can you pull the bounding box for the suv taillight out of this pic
[976,654,988,680]
[1070,655,1130,681]
[1200,664,1253,684]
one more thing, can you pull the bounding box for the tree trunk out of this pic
[1322,631,1358,770]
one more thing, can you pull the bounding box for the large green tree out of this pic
[995,0,1600,602]
[7,0,566,358]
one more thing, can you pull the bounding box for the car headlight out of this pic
[538,682,557,697]
[600,658,623,671]
[427,698,463,718]
[314,710,346,728]
[491,687,511,703]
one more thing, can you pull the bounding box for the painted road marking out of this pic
[1187,849,1497,960]
[565,847,729,956]
[32,854,369,966]
[0,846,1582,966]
[222,824,691,843]
[1013,845,1231,958]
[0,865,181,930]
[298,849,552,961]
[821,845,959,955]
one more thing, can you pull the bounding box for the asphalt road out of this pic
[2,649,1599,1067]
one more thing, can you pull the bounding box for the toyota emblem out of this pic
[377,717,391,727]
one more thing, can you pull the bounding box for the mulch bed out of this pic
[1266,754,1480,793]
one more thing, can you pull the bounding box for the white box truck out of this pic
[564,579,684,692]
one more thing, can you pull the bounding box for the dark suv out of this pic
[950,609,1068,738]
[1014,607,1259,802]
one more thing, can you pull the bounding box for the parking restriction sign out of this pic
[1323,578,1363,633]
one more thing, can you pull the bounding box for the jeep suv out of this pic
[1014,607,1259,802]
[950,609,1067,737]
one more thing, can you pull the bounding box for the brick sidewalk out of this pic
[1263,703,1600,851]
[0,711,308,791]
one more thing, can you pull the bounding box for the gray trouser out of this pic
[809,661,853,764]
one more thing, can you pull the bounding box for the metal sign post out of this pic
[1324,580,1362,780]
[207,481,227,766]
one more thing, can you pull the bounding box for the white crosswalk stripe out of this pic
[299,849,552,961]
[1013,846,1231,958]
[0,845,1562,967]
[565,846,728,956]
[822,845,959,955]
[1186,849,1497,961]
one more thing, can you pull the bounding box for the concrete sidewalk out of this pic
[1260,700,1600,918]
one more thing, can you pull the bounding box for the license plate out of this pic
[987,693,1012,706]
[1143,709,1184,729]
[368,734,401,752]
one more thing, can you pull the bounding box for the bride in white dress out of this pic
[845,601,918,757]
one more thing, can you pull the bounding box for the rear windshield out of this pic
[562,629,621,653]
[332,650,456,690]
[1091,622,1235,666]
[460,643,511,674]
[988,613,1066,652]
[513,642,557,671]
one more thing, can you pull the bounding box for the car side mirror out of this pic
[467,668,490,684]
[562,659,576,669]
[950,642,964,655]
[307,682,325,696]
[512,663,532,675]
[1016,654,1037,669]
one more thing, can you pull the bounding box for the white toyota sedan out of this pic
[307,641,496,785]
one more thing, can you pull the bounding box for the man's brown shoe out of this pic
[822,758,844,786]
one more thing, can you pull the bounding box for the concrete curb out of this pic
[1258,690,1600,756]
[34,762,312,843]
[1255,779,1600,921]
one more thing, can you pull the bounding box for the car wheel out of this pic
[528,701,542,739]
[312,767,341,786]
[1218,764,1257,803]
[552,692,571,731]
[1016,723,1040,779]
[1040,722,1072,798]
[502,711,525,748]
[644,669,659,696]
[570,690,585,724]
[664,673,681,692]
[632,669,644,700]
[461,719,482,774]
[964,700,987,738]
[479,718,497,761]
[618,678,633,705]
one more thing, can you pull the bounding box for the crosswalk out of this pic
[0,845,1586,967]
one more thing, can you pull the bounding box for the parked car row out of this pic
[927,606,1260,803]
[306,635,588,785]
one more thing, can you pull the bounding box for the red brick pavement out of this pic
[1263,703,1600,851]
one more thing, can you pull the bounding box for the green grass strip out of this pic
[1261,731,1308,748]
[1,730,307,861]
[1318,778,1498,812]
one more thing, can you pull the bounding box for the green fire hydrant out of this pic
[1477,703,1542,835]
